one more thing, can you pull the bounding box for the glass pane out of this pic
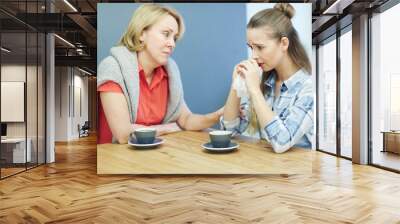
[312,45,317,149]
[318,38,337,154]
[38,32,45,165]
[27,0,39,168]
[0,1,46,178]
[340,29,352,158]
[371,4,400,171]
[27,31,38,169]
[1,31,27,177]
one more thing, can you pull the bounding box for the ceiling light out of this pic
[323,0,354,14]
[78,67,92,76]
[1,47,11,53]
[54,34,75,48]
[63,0,78,12]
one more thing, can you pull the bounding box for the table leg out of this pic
[381,133,386,153]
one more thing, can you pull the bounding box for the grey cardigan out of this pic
[97,45,184,127]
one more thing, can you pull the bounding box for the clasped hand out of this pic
[234,59,262,92]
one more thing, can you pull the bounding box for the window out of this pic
[0,1,47,179]
[340,28,352,158]
[318,37,337,154]
[371,2,400,171]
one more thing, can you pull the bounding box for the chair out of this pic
[79,121,90,138]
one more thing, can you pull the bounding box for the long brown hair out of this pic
[246,3,311,134]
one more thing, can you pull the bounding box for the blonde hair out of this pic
[246,3,312,134]
[119,4,185,52]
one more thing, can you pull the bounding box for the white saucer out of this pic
[128,138,164,149]
[202,142,239,153]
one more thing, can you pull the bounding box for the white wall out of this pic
[1,65,39,137]
[1,66,26,135]
[1,63,46,164]
[55,66,68,141]
[72,72,89,138]
[54,67,89,141]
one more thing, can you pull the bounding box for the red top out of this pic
[97,64,169,144]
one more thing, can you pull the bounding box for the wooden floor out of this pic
[1,163,46,178]
[1,167,25,178]
[373,150,400,171]
[1,135,400,223]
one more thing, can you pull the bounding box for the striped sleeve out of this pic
[263,82,314,153]
[220,101,250,136]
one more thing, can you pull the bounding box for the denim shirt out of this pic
[220,69,314,153]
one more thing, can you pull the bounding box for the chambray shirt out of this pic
[221,69,314,153]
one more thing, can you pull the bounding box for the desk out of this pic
[381,131,400,154]
[97,131,313,175]
[1,138,31,163]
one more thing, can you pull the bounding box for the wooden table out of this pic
[97,131,313,174]
[1,138,32,164]
[381,131,400,154]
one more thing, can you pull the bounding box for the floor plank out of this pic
[373,151,400,171]
[0,134,399,223]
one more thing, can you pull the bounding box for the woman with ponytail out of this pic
[221,3,314,153]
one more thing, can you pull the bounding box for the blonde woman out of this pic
[222,3,313,153]
[98,4,222,144]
